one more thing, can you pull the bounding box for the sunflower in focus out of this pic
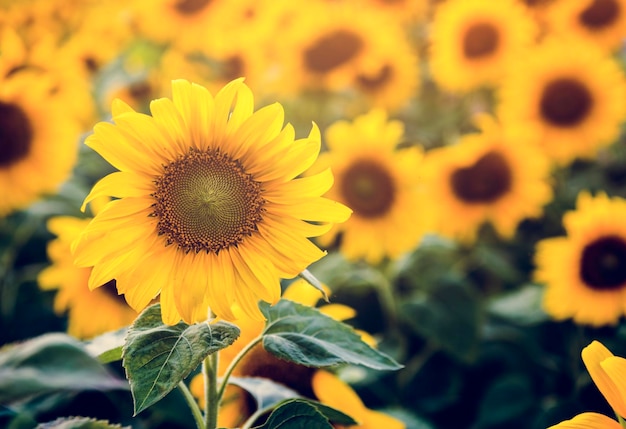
[498,37,626,165]
[422,116,553,243]
[38,201,139,340]
[189,279,401,429]
[310,109,428,265]
[549,340,626,429]
[73,79,351,324]
[429,0,537,92]
[0,72,80,216]
[546,0,626,52]
[534,192,626,327]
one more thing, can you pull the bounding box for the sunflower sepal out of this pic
[260,299,402,370]
[251,398,357,429]
[121,304,240,415]
[297,269,329,303]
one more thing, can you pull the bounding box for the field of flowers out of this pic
[2,0,626,428]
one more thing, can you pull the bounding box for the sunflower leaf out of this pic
[260,300,402,370]
[0,333,128,406]
[85,328,128,364]
[122,304,240,415]
[252,398,334,429]
[37,416,131,428]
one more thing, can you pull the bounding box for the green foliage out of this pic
[85,328,127,364]
[252,398,356,429]
[37,417,131,429]
[260,299,402,370]
[0,333,128,406]
[122,304,240,415]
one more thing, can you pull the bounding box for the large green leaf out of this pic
[0,333,128,405]
[37,417,130,429]
[252,399,334,429]
[260,300,402,370]
[122,304,240,415]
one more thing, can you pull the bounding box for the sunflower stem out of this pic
[203,352,219,429]
[177,381,204,429]
[216,335,263,405]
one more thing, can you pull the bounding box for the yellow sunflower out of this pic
[428,0,537,92]
[498,37,626,165]
[310,109,428,265]
[189,279,399,429]
[73,78,351,325]
[534,192,626,326]
[546,0,626,52]
[422,115,553,243]
[549,340,626,429]
[276,1,407,95]
[38,205,140,340]
[0,72,80,216]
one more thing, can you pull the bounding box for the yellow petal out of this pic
[548,412,622,429]
[582,341,626,418]
[311,370,366,419]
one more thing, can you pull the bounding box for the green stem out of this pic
[204,352,219,429]
[216,335,263,404]
[617,413,626,428]
[177,381,204,429]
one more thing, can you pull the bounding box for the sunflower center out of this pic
[304,29,364,74]
[174,0,211,14]
[539,78,593,127]
[341,159,395,218]
[237,344,316,398]
[152,148,265,254]
[0,101,34,168]
[222,55,245,81]
[450,151,511,204]
[356,64,393,90]
[580,235,626,289]
[579,0,619,29]
[463,22,500,59]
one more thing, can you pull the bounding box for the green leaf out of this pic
[228,377,300,410]
[0,333,128,405]
[260,300,402,370]
[36,417,130,429]
[122,304,240,415]
[253,399,333,429]
[400,281,482,362]
[85,328,127,364]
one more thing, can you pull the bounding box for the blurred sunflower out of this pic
[189,279,401,429]
[498,37,626,165]
[546,0,626,52]
[310,109,428,265]
[129,0,229,47]
[549,340,626,428]
[277,2,408,95]
[73,79,351,324]
[429,0,537,92]
[535,192,626,326]
[422,116,553,242]
[0,72,80,216]
[38,201,139,340]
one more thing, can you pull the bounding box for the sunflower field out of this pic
[3,0,626,428]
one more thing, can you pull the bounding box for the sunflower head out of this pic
[74,78,350,324]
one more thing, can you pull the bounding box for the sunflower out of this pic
[275,1,408,95]
[546,0,626,52]
[310,109,428,265]
[0,72,80,216]
[189,279,400,429]
[422,115,553,243]
[498,37,626,165]
[549,340,626,428]
[38,208,140,340]
[428,0,537,92]
[73,79,351,324]
[534,192,626,326]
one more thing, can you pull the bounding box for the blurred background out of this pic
[2,0,626,428]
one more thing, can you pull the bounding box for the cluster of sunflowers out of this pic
[3,0,626,428]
